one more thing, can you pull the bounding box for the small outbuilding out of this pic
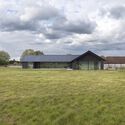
[104,56,125,69]
[21,51,105,70]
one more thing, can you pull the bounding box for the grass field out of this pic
[0,68,125,125]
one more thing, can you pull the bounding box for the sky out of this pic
[0,0,125,59]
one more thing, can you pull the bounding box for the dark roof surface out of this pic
[72,50,105,61]
[21,51,105,63]
[21,55,79,62]
[104,57,125,64]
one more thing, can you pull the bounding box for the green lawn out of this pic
[0,68,125,125]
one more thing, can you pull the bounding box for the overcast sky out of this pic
[0,0,125,59]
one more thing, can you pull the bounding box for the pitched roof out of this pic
[71,50,105,61]
[21,51,104,63]
[21,55,79,62]
[104,57,125,64]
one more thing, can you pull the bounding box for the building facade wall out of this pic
[33,62,71,69]
[71,60,79,69]
[104,64,125,70]
[21,53,104,70]
[73,54,103,70]
[22,62,33,68]
[22,62,29,68]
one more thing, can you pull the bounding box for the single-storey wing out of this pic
[104,56,125,69]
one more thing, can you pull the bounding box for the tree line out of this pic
[0,49,44,66]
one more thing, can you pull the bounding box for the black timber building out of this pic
[21,51,105,70]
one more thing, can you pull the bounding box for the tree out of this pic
[9,59,20,65]
[21,49,44,58]
[21,49,35,58]
[0,51,10,66]
[34,50,44,55]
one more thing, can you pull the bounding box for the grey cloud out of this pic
[20,5,60,21]
[80,38,125,52]
[0,11,38,32]
[44,32,68,39]
[42,18,96,39]
[97,42,125,51]
[64,40,125,54]
[53,20,96,34]
[100,5,125,19]
[0,19,38,32]
[63,21,96,34]
[0,2,96,39]
[1,0,125,58]
[43,29,71,39]
[0,4,61,32]
[109,6,125,19]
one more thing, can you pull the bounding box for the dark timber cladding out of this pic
[21,51,105,70]
[71,51,105,70]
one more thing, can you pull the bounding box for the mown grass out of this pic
[0,68,125,125]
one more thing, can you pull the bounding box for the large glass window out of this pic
[79,61,89,70]
[79,61,95,70]
[89,61,94,70]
